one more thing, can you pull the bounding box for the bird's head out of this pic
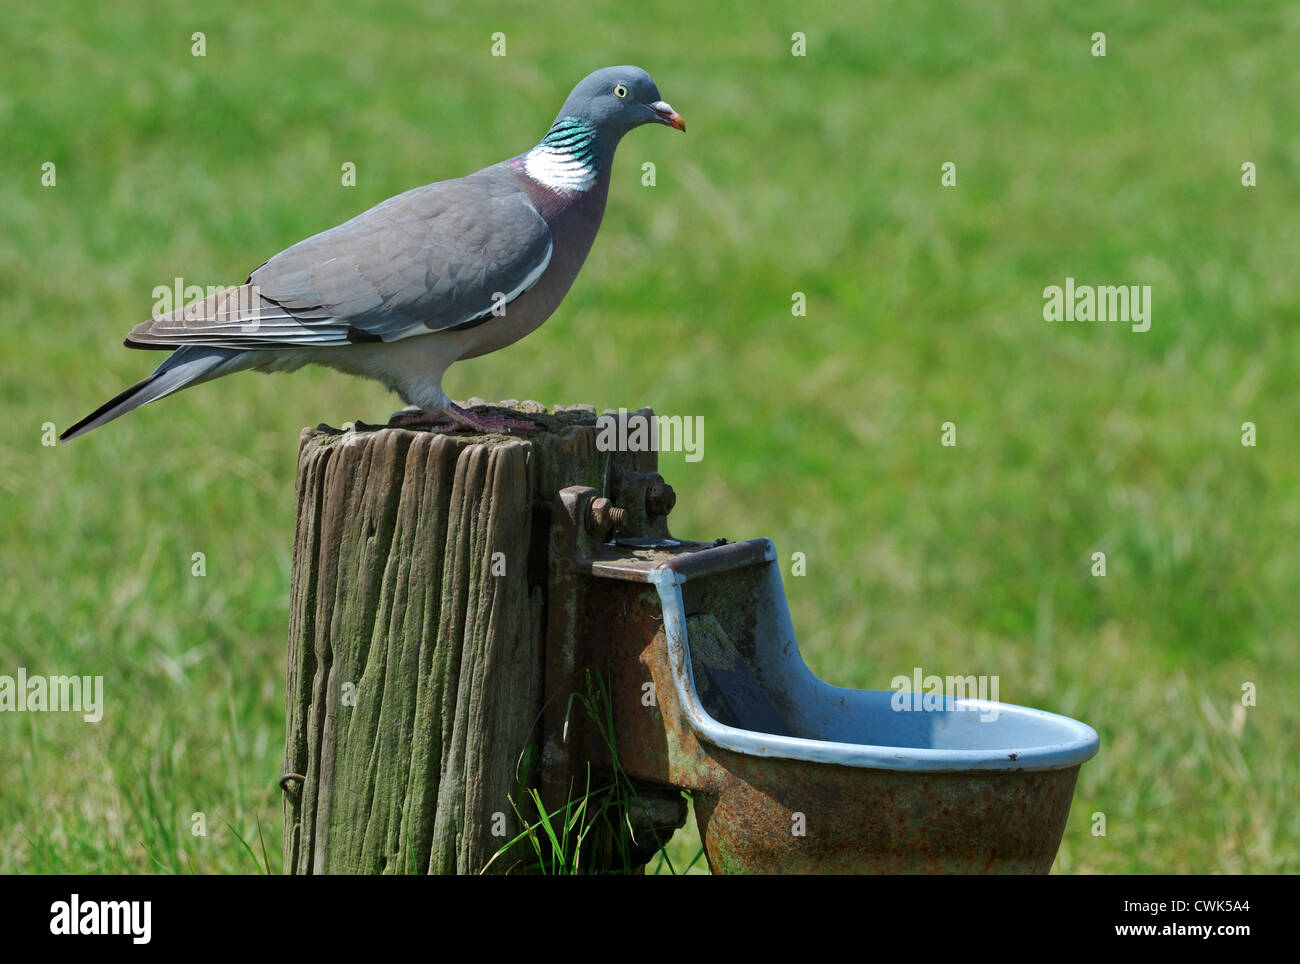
[554,66,685,136]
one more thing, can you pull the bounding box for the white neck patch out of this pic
[523,144,596,192]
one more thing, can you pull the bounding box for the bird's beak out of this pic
[649,100,686,131]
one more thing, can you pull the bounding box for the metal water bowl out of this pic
[546,486,1099,874]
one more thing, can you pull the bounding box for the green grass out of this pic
[486,671,705,875]
[2,0,1297,873]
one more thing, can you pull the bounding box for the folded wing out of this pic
[126,171,552,350]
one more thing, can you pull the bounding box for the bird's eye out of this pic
[613,83,629,99]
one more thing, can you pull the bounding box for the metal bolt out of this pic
[646,480,677,518]
[586,497,627,534]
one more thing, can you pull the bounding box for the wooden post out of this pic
[281,402,663,874]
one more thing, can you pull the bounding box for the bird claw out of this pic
[387,404,536,435]
[448,403,537,433]
[387,409,456,432]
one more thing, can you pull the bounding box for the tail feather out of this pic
[61,347,245,442]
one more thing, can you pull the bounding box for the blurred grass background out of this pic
[2,0,1297,873]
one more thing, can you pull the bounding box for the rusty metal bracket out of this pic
[541,484,768,810]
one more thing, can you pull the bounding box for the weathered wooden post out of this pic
[280,401,681,874]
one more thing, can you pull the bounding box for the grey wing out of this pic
[126,174,553,350]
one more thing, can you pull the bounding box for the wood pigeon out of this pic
[62,65,685,441]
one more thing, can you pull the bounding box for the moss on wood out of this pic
[284,403,649,874]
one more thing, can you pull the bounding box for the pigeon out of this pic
[61,65,684,441]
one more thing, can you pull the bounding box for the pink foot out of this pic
[388,403,535,434]
[445,402,535,433]
[388,408,457,432]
